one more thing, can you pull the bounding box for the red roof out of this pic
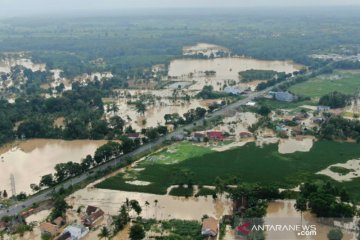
[207,131,224,140]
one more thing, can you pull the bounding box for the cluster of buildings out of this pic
[39,205,104,240]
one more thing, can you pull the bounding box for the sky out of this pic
[1,0,360,18]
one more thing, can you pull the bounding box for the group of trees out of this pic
[295,182,355,219]
[239,69,280,82]
[319,115,360,142]
[319,91,352,109]
[256,72,292,91]
[196,85,229,99]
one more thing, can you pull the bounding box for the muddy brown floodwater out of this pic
[265,200,356,240]
[168,57,302,80]
[0,139,107,194]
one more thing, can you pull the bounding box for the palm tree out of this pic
[145,201,150,218]
[98,226,110,240]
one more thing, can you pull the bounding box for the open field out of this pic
[96,141,360,202]
[289,71,360,98]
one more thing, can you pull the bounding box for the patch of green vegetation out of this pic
[196,187,216,197]
[168,186,194,197]
[96,141,360,202]
[308,174,360,203]
[289,71,360,98]
[256,98,315,110]
[161,219,202,240]
[142,142,213,165]
[329,166,355,176]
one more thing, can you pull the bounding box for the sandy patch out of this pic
[278,137,314,154]
[317,159,360,182]
[212,141,251,152]
[125,180,152,186]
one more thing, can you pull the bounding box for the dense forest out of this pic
[0,8,359,78]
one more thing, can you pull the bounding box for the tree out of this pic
[258,106,271,116]
[135,101,146,115]
[327,228,343,240]
[39,174,55,188]
[294,197,307,224]
[98,226,110,240]
[129,224,145,240]
[130,200,142,216]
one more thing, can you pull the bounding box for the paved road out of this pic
[0,76,298,218]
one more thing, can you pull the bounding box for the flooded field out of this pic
[168,57,301,80]
[107,95,219,131]
[68,186,231,221]
[0,139,107,194]
[0,58,46,73]
[183,43,230,57]
[265,200,356,240]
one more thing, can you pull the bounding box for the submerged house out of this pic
[40,222,60,237]
[201,217,219,237]
[56,224,89,240]
[207,131,224,141]
[83,206,104,227]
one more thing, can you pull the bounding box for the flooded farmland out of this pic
[0,139,107,194]
[168,57,302,80]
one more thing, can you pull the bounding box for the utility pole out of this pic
[10,174,16,197]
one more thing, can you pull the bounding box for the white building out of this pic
[61,224,89,240]
[224,86,244,95]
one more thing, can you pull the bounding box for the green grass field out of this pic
[289,71,360,98]
[96,141,360,202]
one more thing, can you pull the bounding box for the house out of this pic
[126,133,140,140]
[207,131,224,141]
[0,221,6,231]
[317,105,331,112]
[201,217,219,237]
[312,117,324,124]
[276,125,288,132]
[192,132,206,142]
[245,101,256,107]
[239,132,252,139]
[171,133,185,141]
[57,224,89,240]
[224,86,244,95]
[53,216,65,227]
[83,206,104,227]
[40,222,59,237]
[55,231,71,240]
[274,91,297,102]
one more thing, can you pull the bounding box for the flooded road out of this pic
[0,139,107,195]
[168,57,302,80]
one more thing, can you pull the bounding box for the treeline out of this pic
[1,9,360,78]
[319,115,360,142]
[255,72,292,91]
[239,69,281,82]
